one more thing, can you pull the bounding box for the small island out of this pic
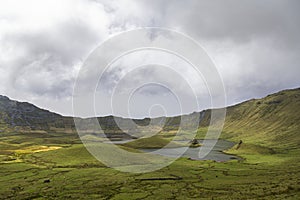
[189,139,201,148]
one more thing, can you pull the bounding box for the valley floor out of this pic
[0,132,299,199]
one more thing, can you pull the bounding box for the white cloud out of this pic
[0,0,299,117]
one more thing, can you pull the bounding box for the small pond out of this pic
[141,139,242,162]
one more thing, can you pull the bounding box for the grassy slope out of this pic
[121,135,174,149]
[222,88,300,149]
[196,88,300,150]
[211,88,300,177]
[121,135,189,149]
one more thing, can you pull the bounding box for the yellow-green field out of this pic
[0,132,299,200]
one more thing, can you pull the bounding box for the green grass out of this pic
[0,151,299,199]
[121,135,187,149]
[216,88,300,150]
[0,131,299,199]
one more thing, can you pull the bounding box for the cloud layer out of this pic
[0,0,299,117]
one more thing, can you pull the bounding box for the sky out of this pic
[0,0,299,118]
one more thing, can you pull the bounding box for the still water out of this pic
[141,139,241,162]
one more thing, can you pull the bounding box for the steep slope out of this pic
[0,95,73,132]
[208,88,300,149]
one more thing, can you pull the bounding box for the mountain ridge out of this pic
[1,86,299,121]
[0,87,299,149]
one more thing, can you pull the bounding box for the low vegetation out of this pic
[0,132,299,199]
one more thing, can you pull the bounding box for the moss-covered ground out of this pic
[0,132,299,199]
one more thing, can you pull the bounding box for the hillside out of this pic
[0,95,75,132]
[0,88,299,149]
[222,88,299,149]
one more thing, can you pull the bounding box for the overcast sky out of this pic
[0,0,299,118]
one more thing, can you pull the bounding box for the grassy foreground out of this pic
[0,132,299,200]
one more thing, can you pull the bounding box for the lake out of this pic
[141,139,242,162]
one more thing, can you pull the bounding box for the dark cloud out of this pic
[138,0,300,105]
[141,0,300,44]
[0,0,299,116]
